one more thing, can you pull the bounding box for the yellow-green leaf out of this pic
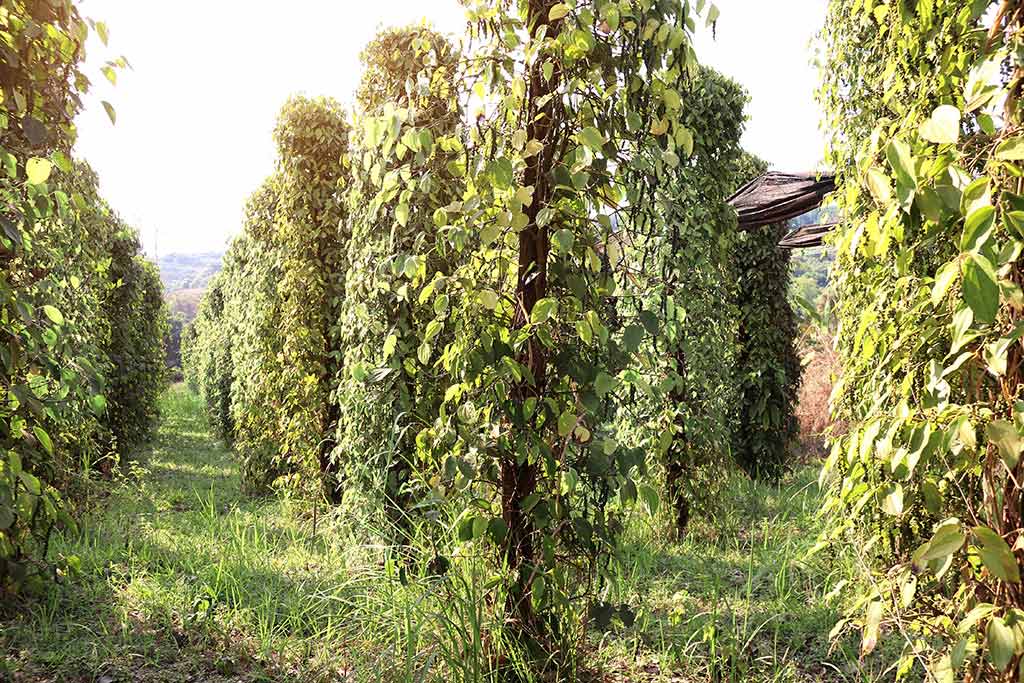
[973,526,1021,583]
[549,4,570,21]
[866,167,892,205]
[987,616,1015,671]
[988,420,1023,469]
[919,105,960,144]
[995,137,1024,161]
[42,305,64,325]
[26,158,52,185]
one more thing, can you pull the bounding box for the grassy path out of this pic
[3,387,891,682]
[3,387,376,682]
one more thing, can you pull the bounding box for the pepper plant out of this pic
[820,1,1024,678]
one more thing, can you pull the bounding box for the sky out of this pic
[74,0,827,257]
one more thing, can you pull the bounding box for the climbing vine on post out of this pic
[731,154,802,483]
[389,0,717,650]
[820,1,1024,678]
[646,66,749,533]
[274,97,350,503]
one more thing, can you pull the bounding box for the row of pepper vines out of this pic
[1,1,168,595]
[820,0,1024,678]
[185,0,809,669]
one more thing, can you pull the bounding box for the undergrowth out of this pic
[2,386,896,682]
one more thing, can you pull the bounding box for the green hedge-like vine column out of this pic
[186,277,235,444]
[732,221,801,482]
[273,97,350,503]
[224,179,286,493]
[656,67,748,533]
[337,26,462,536]
[0,1,162,592]
[425,0,717,648]
[820,1,1024,677]
[103,227,169,457]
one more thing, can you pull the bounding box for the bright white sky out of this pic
[74,0,826,257]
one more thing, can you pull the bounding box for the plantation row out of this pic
[1,3,167,593]
[6,0,1024,679]
[183,0,1024,677]
[183,0,801,668]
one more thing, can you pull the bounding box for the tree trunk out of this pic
[502,0,561,636]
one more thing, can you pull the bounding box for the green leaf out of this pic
[472,515,488,539]
[488,518,508,545]
[25,158,52,185]
[595,371,617,397]
[490,158,513,189]
[537,207,555,228]
[639,484,659,515]
[578,126,605,152]
[987,420,1023,468]
[973,526,1021,583]
[917,519,966,563]
[558,410,576,437]
[576,319,593,344]
[862,600,883,656]
[101,101,116,125]
[932,261,960,307]
[965,52,1004,112]
[424,320,443,342]
[417,343,431,365]
[552,228,575,253]
[42,305,64,325]
[961,177,991,218]
[542,62,554,82]
[961,206,995,252]
[33,426,53,456]
[548,3,570,21]
[457,515,474,542]
[996,137,1024,161]
[962,252,999,324]
[676,126,694,157]
[531,298,557,324]
[560,467,579,494]
[919,105,960,144]
[1007,211,1024,239]
[881,484,904,515]
[88,394,107,416]
[478,290,499,310]
[706,4,720,26]
[662,88,681,112]
[622,324,644,353]
[395,203,410,227]
[916,188,943,222]
[18,471,41,496]
[988,616,1015,671]
[866,167,892,205]
[95,21,109,45]
[886,139,917,189]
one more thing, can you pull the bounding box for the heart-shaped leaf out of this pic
[919,105,960,144]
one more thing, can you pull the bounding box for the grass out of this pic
[2,386,898,682]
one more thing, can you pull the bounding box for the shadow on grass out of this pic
[599,471,889,682]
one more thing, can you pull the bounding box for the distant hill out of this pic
[157,251,224,293]
[166,288,205,322]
